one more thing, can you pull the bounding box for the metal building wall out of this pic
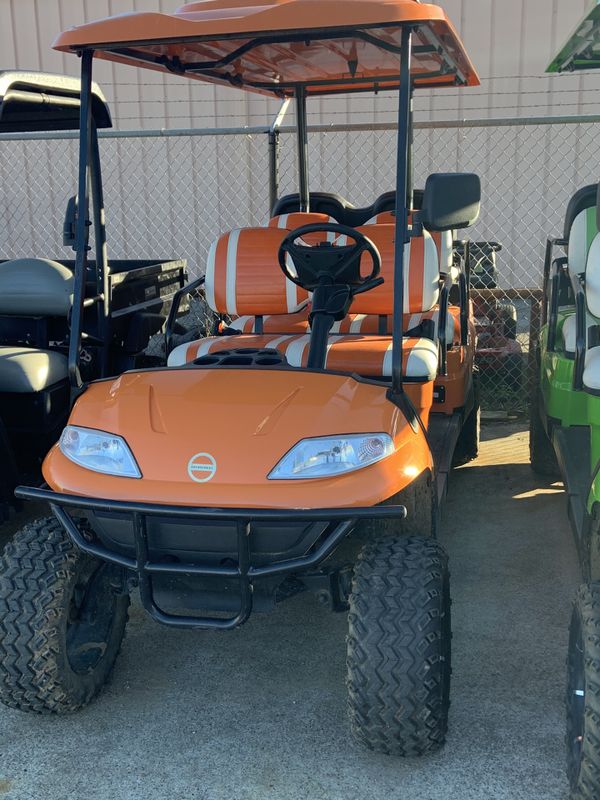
[2,0,600,128]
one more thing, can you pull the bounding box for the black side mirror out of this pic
[63,195,78,249]
[420,173,481,231]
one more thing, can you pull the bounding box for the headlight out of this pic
[59,426,141,478]
[268,433,394,480]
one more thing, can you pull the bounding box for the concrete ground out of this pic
[0,423,581,800]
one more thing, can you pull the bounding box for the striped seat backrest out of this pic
[268,212,337,229]
[365,212,453,275]
[365,211,396,225]
[344,225,439,315]
[269,212,338,245]
[205,228,308,316]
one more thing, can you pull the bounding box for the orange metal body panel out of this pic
[43,369,433,509]
[52,1,479,96]
[432,340,475,415]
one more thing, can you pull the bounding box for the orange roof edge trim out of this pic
[52,0,480,93]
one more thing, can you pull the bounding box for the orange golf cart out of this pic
[0,0,481,757]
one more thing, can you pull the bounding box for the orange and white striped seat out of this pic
[169,333,438,380]
[268,212,338,244]
[205,227,308,316]
[228,306,460,343]
[364,212,455,276]
[268,212,338,229]
[169,224,440,381]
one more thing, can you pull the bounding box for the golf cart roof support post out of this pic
[90,119,110,377]
[268,98,291,214]
[296,85,309,212]
[391,25,413,397]
[407,84,414,208]
[69,49,94,391]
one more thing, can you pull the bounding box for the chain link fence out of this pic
[1,115,598,412]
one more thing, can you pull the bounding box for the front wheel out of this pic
[0,517,129,714]
[347,536,451,756]
[567,583,600,799]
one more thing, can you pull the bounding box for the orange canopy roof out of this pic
[53,0,479,96]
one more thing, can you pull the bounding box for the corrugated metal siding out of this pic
[3,0,600,128]
[2,0,600,288]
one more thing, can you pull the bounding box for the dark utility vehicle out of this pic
[0,72,186,519]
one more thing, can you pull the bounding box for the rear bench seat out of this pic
[168,223,441,382]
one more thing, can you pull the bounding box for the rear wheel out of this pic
[0,517,129,714]
[347,536,451,756]
[453,371,480,466]
[529,351,560,477]
[566,583,600,799]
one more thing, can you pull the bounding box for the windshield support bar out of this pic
[90,118,110,377]
[296,86,310,212]
[69,49,94,391]
[390,25,412,399]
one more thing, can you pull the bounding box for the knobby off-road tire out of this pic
[0,517,129,714]
[567,583,600,799]
[529,351,560,478]
[347,536,451,756]
[453,370,480,467]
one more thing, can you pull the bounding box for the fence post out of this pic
[268,99,291,214]
[268,128,279,215]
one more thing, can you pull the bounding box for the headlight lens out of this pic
[268,433,394,480]
[59,426,141,478]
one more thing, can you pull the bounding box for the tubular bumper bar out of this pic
[15,485,406,631]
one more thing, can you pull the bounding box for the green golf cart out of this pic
[532,3,600,796]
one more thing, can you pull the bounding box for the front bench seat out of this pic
[0,258,73,392]
[169,224,441,382]
[169,332,438,380]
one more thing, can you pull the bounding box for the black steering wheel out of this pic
[277,223,381,292]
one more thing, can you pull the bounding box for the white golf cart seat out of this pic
[570,234,600,391]
[0,258,73,392]
[561,186,598,354]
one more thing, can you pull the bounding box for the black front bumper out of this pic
[16,486,405,631]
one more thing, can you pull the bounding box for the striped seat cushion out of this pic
[229,306,461,343]
[168,333,438,381]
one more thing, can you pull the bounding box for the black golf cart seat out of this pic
[0,258,72,392]
[168,223,441,389]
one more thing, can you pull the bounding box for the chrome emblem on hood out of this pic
[187,452,217,483]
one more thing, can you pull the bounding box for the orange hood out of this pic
[43,368,432,509]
